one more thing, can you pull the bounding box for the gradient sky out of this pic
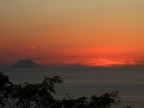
[0,0,144,67]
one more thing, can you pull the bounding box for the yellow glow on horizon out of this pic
[84,58,136,67]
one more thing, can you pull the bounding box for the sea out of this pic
[0,67,144,108]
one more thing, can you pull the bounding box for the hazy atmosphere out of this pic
[0,1,144,108]
[0,0,144,67]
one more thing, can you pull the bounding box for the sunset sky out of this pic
[0,0,144,67]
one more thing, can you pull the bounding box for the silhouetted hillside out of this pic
[10,60,43,68]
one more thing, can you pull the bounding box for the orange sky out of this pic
[0,0,144,67]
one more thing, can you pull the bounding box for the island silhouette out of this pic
[10,59,43,68]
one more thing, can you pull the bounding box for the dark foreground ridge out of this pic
[10,59,44,68]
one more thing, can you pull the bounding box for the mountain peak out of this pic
[11,59,43,68]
